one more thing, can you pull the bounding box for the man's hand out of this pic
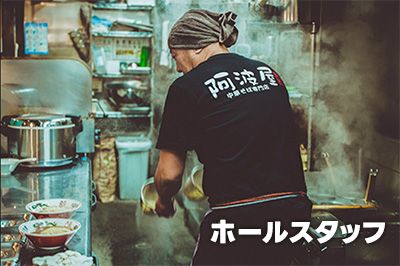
[155,197,176,218]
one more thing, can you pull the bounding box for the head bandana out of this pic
[168,9,239,49]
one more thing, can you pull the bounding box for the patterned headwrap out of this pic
[168,9,239,49]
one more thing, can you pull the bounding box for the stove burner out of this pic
[309,193,368,206]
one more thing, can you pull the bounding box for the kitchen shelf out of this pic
[93,68,151,78]
[93,3,153,11]
[95,111,153,119]
[92,31,152,38]
[90,2,154,126]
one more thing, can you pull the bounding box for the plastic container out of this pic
[139,46,150,67]
[116,136,152,200]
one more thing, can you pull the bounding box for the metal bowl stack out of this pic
[105,80,145,107]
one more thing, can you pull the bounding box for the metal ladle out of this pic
[364,169,379,203]
[1,158,36,176]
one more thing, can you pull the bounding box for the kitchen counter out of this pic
[1,158,93,264]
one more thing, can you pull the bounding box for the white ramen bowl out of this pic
[25,198,81,219]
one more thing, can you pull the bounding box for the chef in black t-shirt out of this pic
[154,9,312,265]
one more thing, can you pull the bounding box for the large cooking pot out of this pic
[1,114,82,167]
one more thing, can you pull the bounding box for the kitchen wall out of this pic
[29,1,88,58]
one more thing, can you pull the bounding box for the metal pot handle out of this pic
[1,115,14,137]
[66,115,83,135]
[91,193,97,211]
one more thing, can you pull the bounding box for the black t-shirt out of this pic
[156,53,307,205]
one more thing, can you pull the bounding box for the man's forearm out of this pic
[154,149,186,202]
[155,176,182,202]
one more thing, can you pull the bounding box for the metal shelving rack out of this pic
[93,67,151,78]
[90,2,154,119]
[91,31,153,38]
[92,3,153,11]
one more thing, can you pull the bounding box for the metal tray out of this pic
[0,234,23,244]
[0,214,31,234]
[1,242,22,266]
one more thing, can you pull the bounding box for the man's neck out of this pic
[203,43,229,61]
[192,43,229,69]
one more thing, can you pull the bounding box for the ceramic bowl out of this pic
[18,218,80,250]
[25,199,81,219]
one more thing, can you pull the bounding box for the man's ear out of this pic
[194,48,203,54]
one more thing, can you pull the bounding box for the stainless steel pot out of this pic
[1,114,82,167]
